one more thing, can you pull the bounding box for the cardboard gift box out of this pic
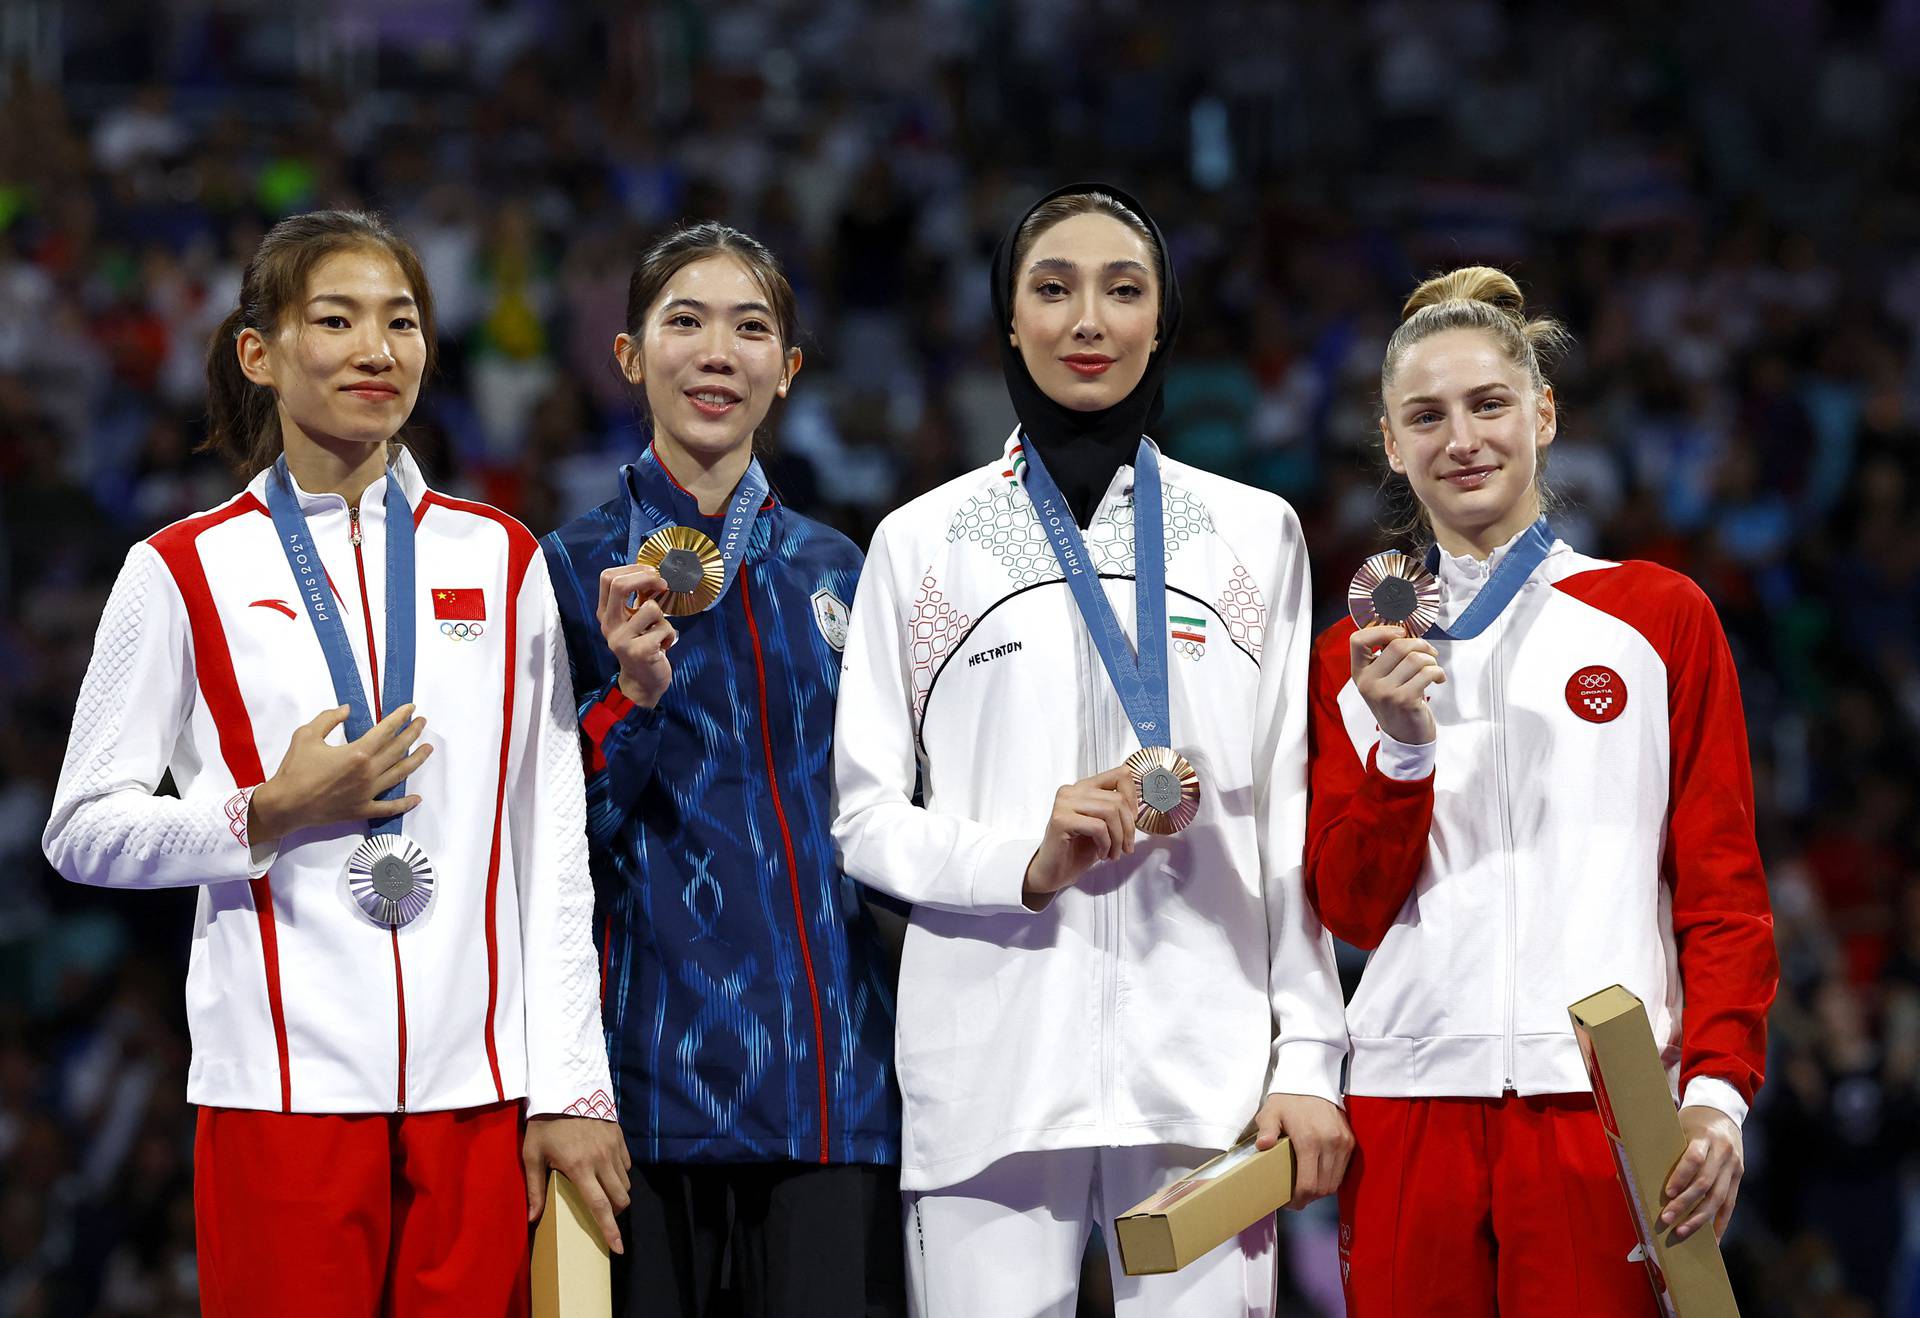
[532,1170,611,1318]
[1568,985,1741,1318]
[1112,1136,1294,1275]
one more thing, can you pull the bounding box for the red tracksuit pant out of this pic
[1337,1093,1662,1318]
[194,1100,529,1318]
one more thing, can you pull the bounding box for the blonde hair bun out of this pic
[1382,266,1570,391]
[1401,266,1525,325]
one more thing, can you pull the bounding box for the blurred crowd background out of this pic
[2,1,1917,1315]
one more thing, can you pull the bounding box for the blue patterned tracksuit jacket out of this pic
[541,447,899,1165]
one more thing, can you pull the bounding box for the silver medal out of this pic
[347,835,436,926]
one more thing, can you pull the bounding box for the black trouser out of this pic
[615,1161,905,1318]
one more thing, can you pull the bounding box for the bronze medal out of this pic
[634,525,725,616]
[1125,745,1201,836]
[1348,550,1442,638]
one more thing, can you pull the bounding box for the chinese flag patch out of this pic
[432,588,485,621]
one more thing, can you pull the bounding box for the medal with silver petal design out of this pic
[348,836,437,926]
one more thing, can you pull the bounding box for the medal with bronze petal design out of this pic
[1126,745,1201,835]
[1348,550,1442,637]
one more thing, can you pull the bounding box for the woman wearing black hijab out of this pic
[833,185,1350,1315]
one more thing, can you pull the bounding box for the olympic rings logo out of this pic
[1565,664,1627,724]
[440,621,485,641]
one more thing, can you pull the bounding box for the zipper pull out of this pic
[350,506,362,547]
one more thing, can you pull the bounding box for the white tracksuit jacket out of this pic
[43,452,613,1119]
[1305,532,1776,1126]
[833,433,1348,1192]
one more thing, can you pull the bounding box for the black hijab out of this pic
[990,182,1183,527]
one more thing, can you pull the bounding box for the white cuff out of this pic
[1267,1040,1347,1109]
[1680,1076,1748,1128]
[226,786,279,879]
[974,834,1050,915]
[1374,732,1436,782]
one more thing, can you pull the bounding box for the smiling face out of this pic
[238,247,425,453]
[1381,327,1557,553]
[618,253,801,464]
[1009,212,1160,412]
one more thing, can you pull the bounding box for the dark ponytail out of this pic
[201,210,437,475]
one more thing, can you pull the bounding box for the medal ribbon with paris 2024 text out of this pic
[267,456,417,827]
[267,459,438,927]
[1016,433,1173,753]
[622,452,770,610]
[1420,516,1553,640]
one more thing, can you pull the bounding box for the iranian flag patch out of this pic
[1171,613,1207,658]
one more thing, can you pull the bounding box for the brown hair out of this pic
[621,222,800,446]
[1008,191,1162,305]
[624,222,799,346]
[201,210,437,474]
[1378,268,1572,540]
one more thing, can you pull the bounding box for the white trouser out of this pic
[903,1145,1278,1317]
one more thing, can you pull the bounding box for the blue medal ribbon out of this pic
[622,455,770,610]
[1018,434,1172,750]
[266,457,417,837]
[1422,517,1553,642]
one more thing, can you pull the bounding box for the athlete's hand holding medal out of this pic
[1348,550,1448,746]
[1344,522,1556,747]
[598,456,769,712]
[596,561,679,710]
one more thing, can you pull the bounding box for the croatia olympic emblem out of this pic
[1565,665,1627,724]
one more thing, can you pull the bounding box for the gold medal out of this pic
[1125,745,1200,835]
[633,525,725,616]
[1349,550,1442,637]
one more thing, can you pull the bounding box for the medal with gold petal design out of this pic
[633,525,726,616]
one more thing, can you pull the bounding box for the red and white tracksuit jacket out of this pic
[43,452,613,1119]
[1305,532,1776,1124]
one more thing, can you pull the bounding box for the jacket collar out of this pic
[1433,522,1564,624]
[247,446,428,518]
[999,427,1155,524]
[623,438,778,532]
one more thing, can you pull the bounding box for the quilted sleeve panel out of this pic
[42,543,269,888]
[515,552,616,1118]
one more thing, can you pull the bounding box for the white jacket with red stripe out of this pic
[43,452,613,1119]
[1305,532,1777,1125]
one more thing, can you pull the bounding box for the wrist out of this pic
[616,674,657,711]
[248,778,290,845]
[1021,856,1056,911]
